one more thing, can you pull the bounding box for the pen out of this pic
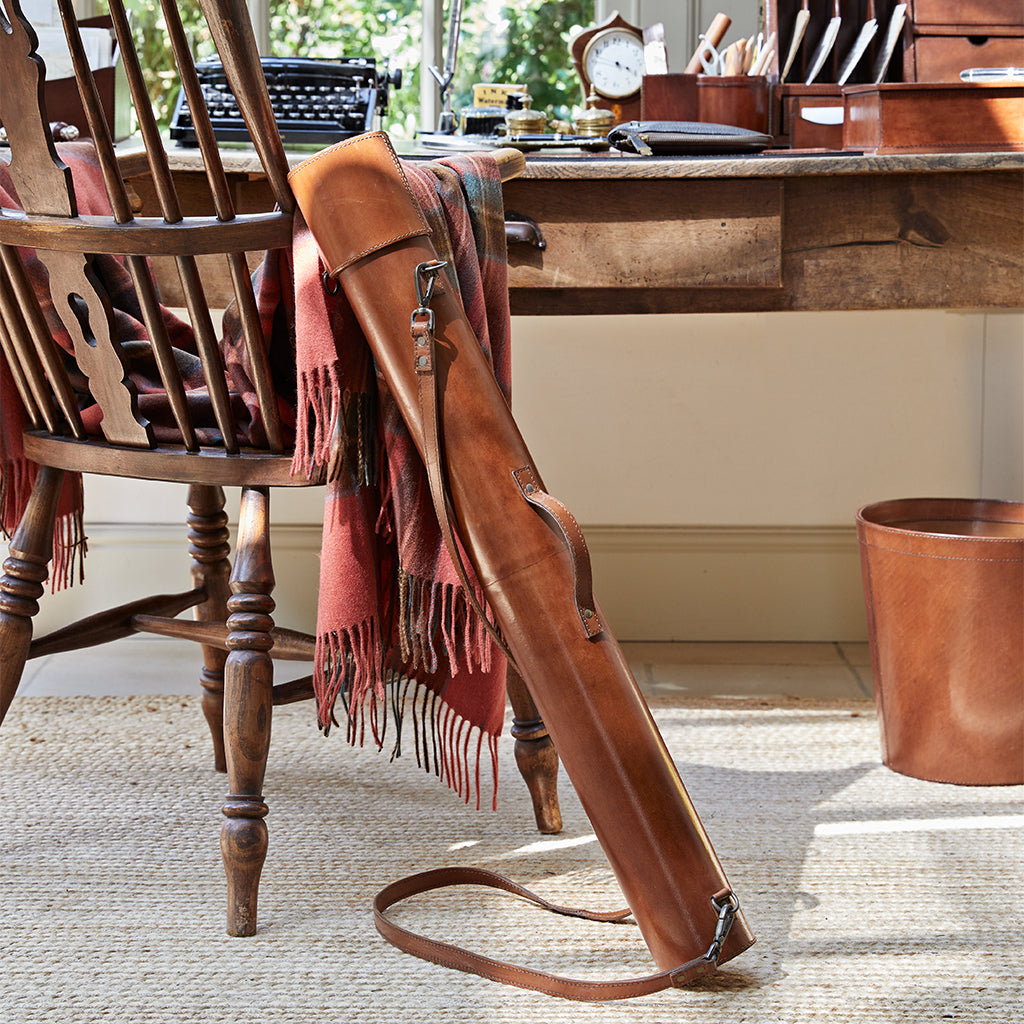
[685,12,732,74]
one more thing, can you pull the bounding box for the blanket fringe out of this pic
[0,453,34,544]
[398,568,496,678]
[313,569,502,810]
[313,615,386,734]
[292,363,377,486]
[2,459,86,593]
[400,674,499,811]
[314,636,499,811]
[50,505,86,592]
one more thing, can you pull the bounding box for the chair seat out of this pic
[23,431,324,487]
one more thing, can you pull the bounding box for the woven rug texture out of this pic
[0,693,1021,1024]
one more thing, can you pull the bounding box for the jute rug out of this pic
[1,693,1021,1024]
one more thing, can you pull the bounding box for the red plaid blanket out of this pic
[227,153,511,806]
[1,143,197,588]
[1,143,510,805]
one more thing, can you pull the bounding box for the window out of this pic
[260,1,595,135]
[77,1,596,134]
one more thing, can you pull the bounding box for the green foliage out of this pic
[264,1,597,133]
[266,1,422,134]
[89,1,596,134]
[457,1,594,121]
[91,1,211,127]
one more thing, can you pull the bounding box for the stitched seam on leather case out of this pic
[328,224,427,275]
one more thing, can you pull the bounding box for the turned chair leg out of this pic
[0,466,64,727]
[506,664,562,835]
[220,485,275,936]
[187,484,232,773]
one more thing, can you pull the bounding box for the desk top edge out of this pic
[121,141,1024,183]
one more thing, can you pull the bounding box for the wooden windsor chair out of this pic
[0,0,559,938]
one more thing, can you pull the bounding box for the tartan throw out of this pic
[0,142,511,805]
[227,153,512,806]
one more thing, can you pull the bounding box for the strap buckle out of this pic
[414,259,447,308]
[410,260,448,342]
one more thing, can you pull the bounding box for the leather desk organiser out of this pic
[766,1,906,150]
[843,82,1024,153]
[641,73,772,136]
[778,84,843,150]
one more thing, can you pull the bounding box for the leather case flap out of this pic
[288,131,430,275]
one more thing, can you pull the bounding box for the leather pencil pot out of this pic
[289,132,755,986]
[858,498,1024,786]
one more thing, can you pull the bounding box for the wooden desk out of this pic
[502,150,1024,315]
[123,147,1024,315]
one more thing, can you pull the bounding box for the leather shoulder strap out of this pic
[373,867,735,1002]
[412,261,602,664]
[412,266,518,667]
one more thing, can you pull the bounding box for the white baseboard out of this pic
[29,522,867,642]
[32,522,324,636]
[584,525,865,642]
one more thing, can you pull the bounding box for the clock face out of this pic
[582,28,644,99]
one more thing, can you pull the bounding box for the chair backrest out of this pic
[0,0,293,460]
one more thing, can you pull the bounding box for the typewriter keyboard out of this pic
[170,56,398,147]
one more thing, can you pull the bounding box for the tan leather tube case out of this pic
[289,132,755,977]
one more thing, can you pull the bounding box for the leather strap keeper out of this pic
[286,131,430,276]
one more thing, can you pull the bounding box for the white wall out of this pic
[596,0,764,72]
[10,3,1024,644]
[20,309,1023,642]
[511,309,1023,640]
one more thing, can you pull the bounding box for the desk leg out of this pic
[507,664,562,834]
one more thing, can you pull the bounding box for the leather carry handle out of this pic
[512,466,602,637]
[374,866,738,1002]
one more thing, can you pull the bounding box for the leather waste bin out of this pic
[857,497,1024,785]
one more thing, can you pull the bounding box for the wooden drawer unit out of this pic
[905,0,1024,82]
[909,35,1024,82]
[908,1,1024,33]
[502,172,783,310]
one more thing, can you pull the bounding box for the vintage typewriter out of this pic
[169,56,400,147]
